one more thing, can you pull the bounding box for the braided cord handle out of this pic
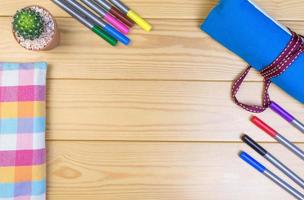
[231,66,271,113]
[231,31,303,113]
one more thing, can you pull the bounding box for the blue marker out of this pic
[241,135,304,188]
[65,0,130,45]
[239,151,304,200]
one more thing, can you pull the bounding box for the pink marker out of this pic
[80,0,129,35]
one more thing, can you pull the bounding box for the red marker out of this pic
[94,0,134,28]
[251,116,304,160]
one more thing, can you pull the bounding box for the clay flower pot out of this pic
[12,6,60,51]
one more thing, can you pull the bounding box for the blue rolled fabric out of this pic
[201,0,304,103]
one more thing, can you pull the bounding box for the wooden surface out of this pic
[1,0,304,199]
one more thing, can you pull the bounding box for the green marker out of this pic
[52,0,117,46]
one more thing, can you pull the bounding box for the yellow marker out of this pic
[127,10,152,32]
[108,0,152,32]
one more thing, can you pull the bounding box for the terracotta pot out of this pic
[13,6,60,51]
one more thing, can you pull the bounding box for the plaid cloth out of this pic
[0,63,47,200]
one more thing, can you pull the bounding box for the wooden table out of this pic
[1,0,303,199]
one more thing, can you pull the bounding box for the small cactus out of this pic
[13,8,44,40]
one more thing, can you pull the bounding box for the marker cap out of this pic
[241,134,268,156]
[103,24,130,45]
[92,25,117,46]
[109,6,134,28]
[239,151,266,173]
[251,116,278,138]
[127,10,152,32]
[270,101,294,122]
[104,13,129,35]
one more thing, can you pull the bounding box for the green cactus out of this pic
[13,8,44,40]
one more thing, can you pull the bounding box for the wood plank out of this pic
[47,80,304,142]
[47,141,304,200]
[1,18,304,81]
[2,0,304,20]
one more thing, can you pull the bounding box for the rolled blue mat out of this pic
[201,0,304,103]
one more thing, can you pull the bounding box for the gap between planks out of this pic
[45,139,304,144]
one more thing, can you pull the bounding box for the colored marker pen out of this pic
[65,0,130,45]
[80,0,129,35]
[52,0,117,46]
[241,134,304,188]
[270,101,304,134]
[94,0,134,28]
[239,151,304,200]
[108,0,152,32]
[251,116,304,160]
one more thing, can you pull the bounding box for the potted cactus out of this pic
[12,6,60,51]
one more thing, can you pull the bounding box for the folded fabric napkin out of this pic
[201,0,304,110]
[0,63,47,200]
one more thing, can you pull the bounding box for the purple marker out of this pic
[270,101,304,134]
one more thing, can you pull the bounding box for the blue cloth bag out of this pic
[201,0,304,104]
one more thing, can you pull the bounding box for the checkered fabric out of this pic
[0,63,47,200]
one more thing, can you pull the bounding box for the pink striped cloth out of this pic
[0,62,47,200]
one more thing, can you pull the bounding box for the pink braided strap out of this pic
[231,31,304,113]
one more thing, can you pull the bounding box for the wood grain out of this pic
[2,0,304,20]
[47,141,303,200]
[2,1,304,199]
[46,80,304,142]
[1,18,304,81]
